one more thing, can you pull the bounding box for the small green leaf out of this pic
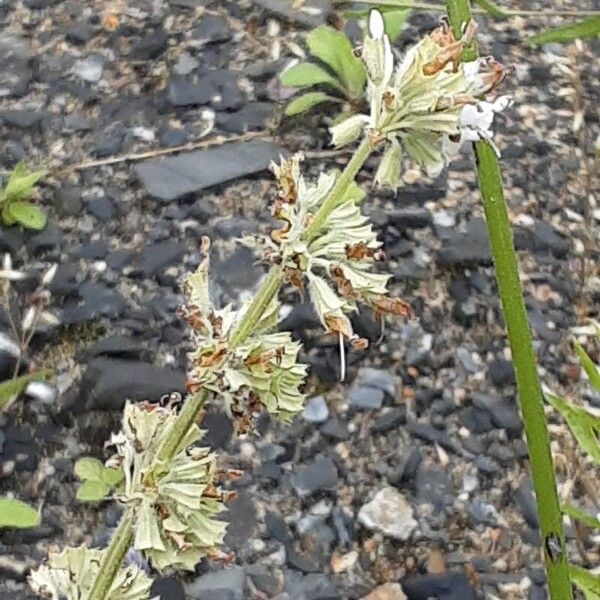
[570,566,600,600]
[74,457,106,481]
[285,92,339,116]
[76,480,112,502]
[527,16,600,46]
[546,393,600,464]
[280,62,346,93]
[574,340,600,392]
[101,466,124,487]
[0,372,47,410]
[2,163,45,203]
[382,9,410,41]
[563,504,600,530]
[306,26,366,98]
[6,202,46,230]
[0,498,40,528]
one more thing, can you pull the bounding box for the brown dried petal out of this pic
[373,295,415,319]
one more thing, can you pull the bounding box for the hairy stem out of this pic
[303,137,374,241]
[87,510,135,600]
[86,136,376,600]
[445,1,573,597]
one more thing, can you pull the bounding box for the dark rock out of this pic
[488,357,515,386]
[106,249,134,271]
[192,15,230,44]
[265,510,291,543]
[474,455,500,475]
[0,227,24,254]
[531,220,569,257]
[151,577,185,600]
[75,239,109,259]
[291,454,338,497]
[371,407,406,432]
[347,385,384,410]
[513,479,539,529]
[0,110,43,128]
[0,33,32,97]
[87,196,114,221]
[65,22,96,44]
[56,185,83,216]
[76,358,186,411]
[357,367,396,396]
[135,140,283,202]
[0,425,38,472]
[471,392,522,433]
[201,410,233,449]
[48,264,79,296]
[158,124,187,147]
[402,572,477,600]
[167,75,217,106]
[130,30,168,60]
[26,225,61,256]
[437,218,491,266]
[469,500,499,525]
[88,335,150,360]
[225,490,257,551]
[219,102,274,134]
[459,406,494,434]
[185,567,245,600]
[408,421,457,452]
[283,571,341,600]
[61,282,127,324]
[247,565,282,597]
[137,240,185,277]
[93,128,123,158]
[388,207,432,229]
[415,466,454,510]
[320,417,349,440]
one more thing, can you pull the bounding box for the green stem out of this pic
[87,510,134,600]
[445,1,572,598]
[336,0,600,18]
[86,136,376,600]
[303,137,374,242]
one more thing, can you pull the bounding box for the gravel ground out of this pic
[0,0,599,599]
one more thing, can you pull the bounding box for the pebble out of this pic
[73,55,104,82]
[358,487,417,540]
[303,395,329,424]
[291,454,338,497]
[361,583,407,600]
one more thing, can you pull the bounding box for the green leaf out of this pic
[285,92,339,116]
[306,26,366,98]
[574,340,600,392]
[563,504,600,530]
[472,0,509,19]
[74,457,106,481]
[76,480,112,502]
[0,498,40,528]
[6,202,46,230]
[546,393,600,464]
[382,9,410,41]
[280,62,346,93]
[527,16,600,46]
[0,372,47,410]
[101,466,124,487]
[2,163,45,203]
[570,566,600,600]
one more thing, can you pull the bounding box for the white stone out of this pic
[358,487,417,540]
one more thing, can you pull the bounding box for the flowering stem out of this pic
[87,510,135,600]
[303,137,375,241]
[85,136,376,600]
[445,1,572,598]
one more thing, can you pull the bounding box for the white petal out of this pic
[369,10,385,40]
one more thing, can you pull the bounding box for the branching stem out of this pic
[445,0,573,597]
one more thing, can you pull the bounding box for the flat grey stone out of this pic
[135,140,283,202]
[358,487,417,541]
[185,566,245,600]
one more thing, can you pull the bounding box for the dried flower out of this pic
[330,10,509,188]
[29,546,155,600]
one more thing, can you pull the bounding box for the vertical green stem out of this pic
[445,1,572,598]
[88,510,134,600]
[86,137,376,600]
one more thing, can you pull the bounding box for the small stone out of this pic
[361,583,407,600]
[371,407,406,433]
[388,207,432,229]
[74,55,104,82]
[185,567,245,600]
[357,367,396,396]
[347,386,384,410]
[291,454,338,497]
[130,30,168,60]
[87,197,114,221]
[150,577,185,600]
[303,395,329,424]
[402,572,476,600]
[469,500,499,525]
[488,357,515,386]
[358,487,417,540]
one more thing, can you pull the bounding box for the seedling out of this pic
[0,163,46,230]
